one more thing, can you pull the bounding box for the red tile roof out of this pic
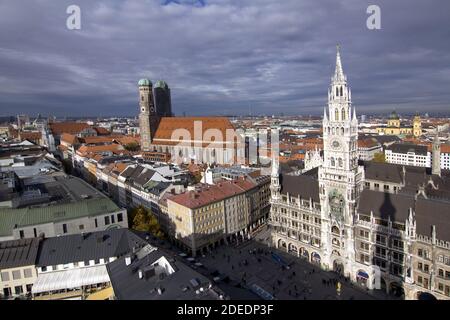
[60,133,79,145]
[358,138,380,148]
[19,131,41,141]
[93,127,110,135]
[152,117,236,146]
[441,144,450,154]
[168,178,256,209]
[49,122,91,135]
[77,143,125,156]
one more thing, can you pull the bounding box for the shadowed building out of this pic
[153,80,172,117]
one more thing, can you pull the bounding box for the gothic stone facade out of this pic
[269,47,450,300]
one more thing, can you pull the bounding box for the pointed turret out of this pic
[333,44,346,82]
[270,148,281,199]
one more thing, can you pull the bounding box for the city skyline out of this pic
[1,0,450,117]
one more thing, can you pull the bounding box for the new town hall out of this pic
[270,47,450,300]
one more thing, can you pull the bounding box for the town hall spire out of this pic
[334,44,346,83]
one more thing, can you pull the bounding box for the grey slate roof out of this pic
[358,189,414,222]
[358,189,450,242]
[145,181,171,196]
[0,238,40,269]
[36,229,148,267]
[121,165,157,188]
[107,249,220,300]
[386,143,428,156]
[363,162,404,184]
[415,198,450,241]
[279,173,320,202]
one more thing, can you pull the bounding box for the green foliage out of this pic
[129,206,164,238]
[192,172,203,184]
[124,142,140,152]
[373,152,386,163]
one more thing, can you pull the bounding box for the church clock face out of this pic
[330,139,341,150]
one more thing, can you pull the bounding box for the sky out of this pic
[0,0,449,117]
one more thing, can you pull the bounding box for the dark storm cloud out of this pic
[0,0,449,117]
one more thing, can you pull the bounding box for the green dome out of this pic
[138,78,152,86]
[389,110,399,120]
[154,80,168,89]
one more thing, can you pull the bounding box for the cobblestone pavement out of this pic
[191,226,399,300]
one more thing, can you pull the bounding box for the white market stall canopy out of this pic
[32,265,110,294]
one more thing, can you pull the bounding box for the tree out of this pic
[192,171,203,184]
[124,142,140,152]
[129,206,164,238]
[373,152,386,163]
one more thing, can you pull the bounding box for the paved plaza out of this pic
[196,227,399,300]
[148,226,399,300]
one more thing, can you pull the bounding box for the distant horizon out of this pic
[1,110,450,122]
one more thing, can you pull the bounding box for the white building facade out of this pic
[385,144,431,168]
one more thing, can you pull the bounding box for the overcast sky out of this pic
[0,0,449,117]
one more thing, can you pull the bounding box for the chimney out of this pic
[138,269,143,279]
[125,255,132,266]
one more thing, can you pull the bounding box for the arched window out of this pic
[341,108,346,121]
[332,127,336,135]
[336,87,339,96]
[335,109,339,121]
[341,127,344,135]
[338,158,343,167]
[332,226,340,235]
[331,157,335,167]
[340,86,343,96]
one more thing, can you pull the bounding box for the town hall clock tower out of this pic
[318,46,364,275]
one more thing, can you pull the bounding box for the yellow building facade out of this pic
[377,111,422,137]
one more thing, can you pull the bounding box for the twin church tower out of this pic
[138,79,172,151]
